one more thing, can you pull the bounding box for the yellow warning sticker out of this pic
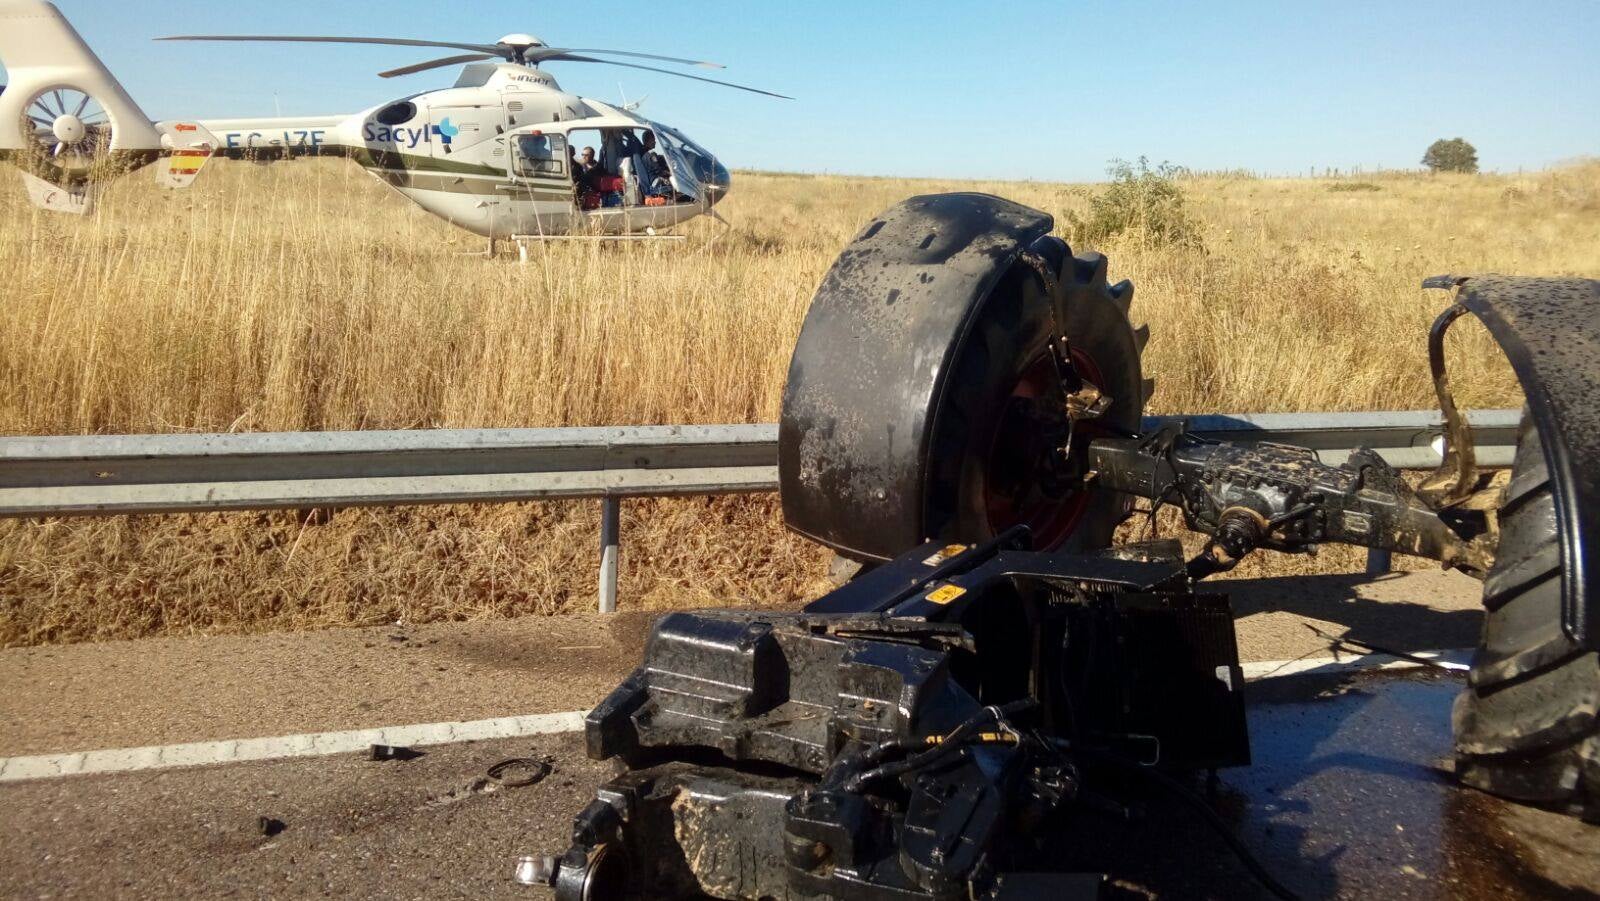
[922,544,968,566]
[925,584,967,605]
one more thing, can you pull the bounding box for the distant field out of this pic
[2,160,1597,646]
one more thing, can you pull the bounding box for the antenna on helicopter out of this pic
[156,33,793,99]
[617,83,648,113]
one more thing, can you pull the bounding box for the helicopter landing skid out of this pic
[509,232,687,262]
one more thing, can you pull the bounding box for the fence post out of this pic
[598,496,621,613]
[1365,547,1392,576]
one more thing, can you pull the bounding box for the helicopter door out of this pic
[510,131,576,232]
[643,123,701,204]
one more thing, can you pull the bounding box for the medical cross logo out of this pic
[431,117,460,146]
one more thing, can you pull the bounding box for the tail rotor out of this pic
[1,0,165,212]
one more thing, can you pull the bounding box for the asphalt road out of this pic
[1,570,1482,756]
[4,672,1596,899]
[5,569,1597,898]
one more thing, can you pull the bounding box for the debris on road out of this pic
[486,756,552,789]
[514,854,559,887]
[422,755,554,810]
[368,743,424,762]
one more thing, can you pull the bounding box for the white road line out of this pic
[0,648,1472,783]
[0,710,586,783]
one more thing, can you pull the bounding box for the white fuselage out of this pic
[1,4,740,231]
[191,63,728,238]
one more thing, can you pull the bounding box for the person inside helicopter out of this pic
[640,131,674,197]
[612,129,673,206]
[576,147,601,187]
[563,127,688,211]
[613,130,646,205]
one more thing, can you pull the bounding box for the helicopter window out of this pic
[375,101,417,126]
[514,133,567,177]
[653,124,719,186]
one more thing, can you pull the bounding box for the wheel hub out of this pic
[982,346,1109,549]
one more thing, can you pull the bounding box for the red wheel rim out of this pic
[980,347,1109,550]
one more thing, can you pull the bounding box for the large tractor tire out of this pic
[779,194,1146,562]
[1454,409,1600,819]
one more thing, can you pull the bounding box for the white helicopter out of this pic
[0,0,788,238]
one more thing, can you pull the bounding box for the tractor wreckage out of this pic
[530,194,1599,899]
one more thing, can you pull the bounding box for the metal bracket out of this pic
[1418,297,1480,507]
[1017,248,1111,493]
[1017,249,1088,399]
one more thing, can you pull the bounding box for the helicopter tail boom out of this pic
[194,115,351,161]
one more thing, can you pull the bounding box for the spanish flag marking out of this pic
[168,149,209,176]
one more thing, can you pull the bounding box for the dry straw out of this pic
[2,160,1596,645]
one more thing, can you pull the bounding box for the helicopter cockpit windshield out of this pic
[647,122,730,198]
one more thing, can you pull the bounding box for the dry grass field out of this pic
[2,159,1598,646]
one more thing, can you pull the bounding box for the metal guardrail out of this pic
[1177,408,1520,468]
[0,409,1521,610]
[0,424,779,516]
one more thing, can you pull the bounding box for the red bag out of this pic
[597,175,625,192]
[643,195,669,207]
[579,192,601,210]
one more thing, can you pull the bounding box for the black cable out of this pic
[1267,503,1317,531]
[845,700,1035,791]
[1140,429,1209,540]
[1055,614,1083,743]
[1141,486,1178,538]
[1137,765,1299,901]
[1071,745,1299,901]
[1302,623,1454,672]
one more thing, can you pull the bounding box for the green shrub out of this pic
[1328,181,1382,192]
[1069,157,1201,249]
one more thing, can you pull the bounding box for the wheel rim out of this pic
[980,346,1110,549]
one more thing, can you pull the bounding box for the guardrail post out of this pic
[1365,547,1392,576]
[598,496,621,613]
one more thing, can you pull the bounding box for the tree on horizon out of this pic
[1423,138,1480,174]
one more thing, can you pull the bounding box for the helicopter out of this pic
[0,0,789,238]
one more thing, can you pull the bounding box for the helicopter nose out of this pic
[706,161,732,205]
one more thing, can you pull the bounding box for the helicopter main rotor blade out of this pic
[554,54,792,99]
[536,48,723,69]
[157,34,506,56]
[379,52,498,78]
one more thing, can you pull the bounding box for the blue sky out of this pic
[18,0,1600,181]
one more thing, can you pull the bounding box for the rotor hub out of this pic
[497,32,545,49]
[51,114,87,145]
[23,87,113,173]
